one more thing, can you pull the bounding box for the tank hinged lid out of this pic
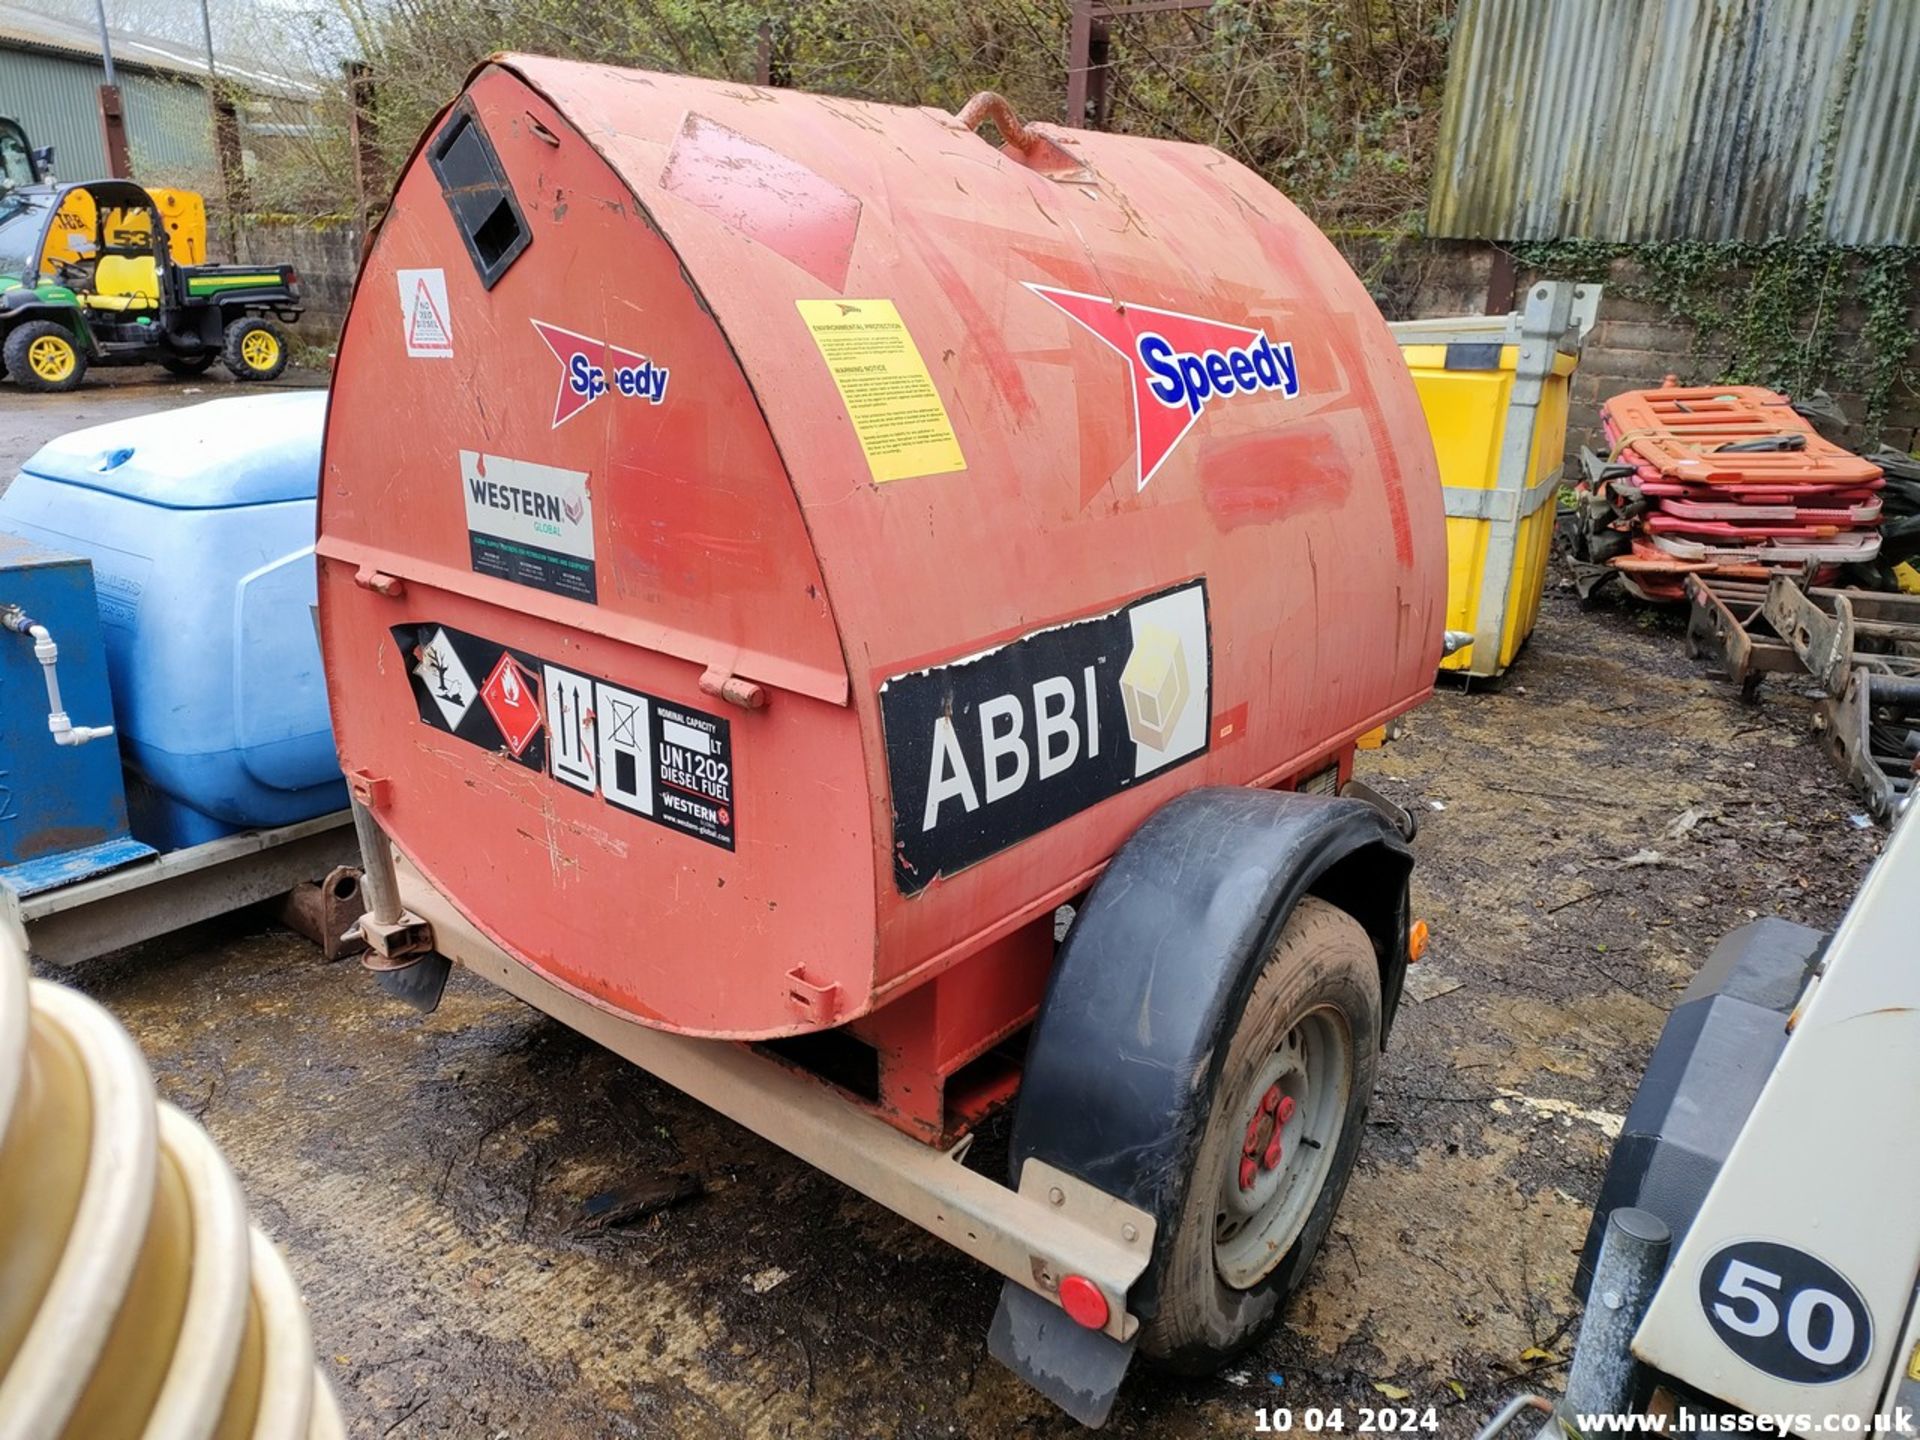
[18,391,327,509]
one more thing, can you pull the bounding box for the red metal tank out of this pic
[318,57,1444,1053]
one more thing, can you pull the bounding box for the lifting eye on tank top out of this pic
[952,92,1094,185]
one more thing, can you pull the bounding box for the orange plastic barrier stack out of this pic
[1583,381,1883,602]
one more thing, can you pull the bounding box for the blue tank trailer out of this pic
[0,392,361,965]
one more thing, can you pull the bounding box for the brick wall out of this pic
[230,217,362,355]
[1341,237,1920,462]
[196,218,1920,457]
[1557,258,1920,458]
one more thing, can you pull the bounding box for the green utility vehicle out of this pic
[0,178,303,392]
[0,117,51,189]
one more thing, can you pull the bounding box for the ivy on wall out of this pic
[1513,238,1920,443]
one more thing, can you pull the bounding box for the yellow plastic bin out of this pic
[1391,282,1595,678]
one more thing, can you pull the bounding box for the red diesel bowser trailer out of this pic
[318,56,1445,1425]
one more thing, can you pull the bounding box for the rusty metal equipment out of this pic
[276,865,369,962]
[1684,576,1807,698]
[1065,0,1217,127]
[319,56,1445,1423]
[1686,574,1920,819]
[1824,668,1920,822]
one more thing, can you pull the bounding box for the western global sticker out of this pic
[879,580,1209,894]
[460,450,597,603]
[394,622,735,851]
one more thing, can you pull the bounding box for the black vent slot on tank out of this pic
[429,105,531,289]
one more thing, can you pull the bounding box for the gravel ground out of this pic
[13,383,1886,1440]
[40,581,1880,1440]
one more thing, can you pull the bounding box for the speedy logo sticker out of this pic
[1026,284,1299,490]
[532,319,669,427]
[395,623,736,851]
[879,580,1209,894]
[461,451,596,603]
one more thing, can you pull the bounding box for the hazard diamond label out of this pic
[393,621,735,850]
[397,268,454,359]
[412,625,475,729]
[480,652,543,757]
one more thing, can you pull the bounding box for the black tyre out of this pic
[222,317,289,381]
[4,321,87,392]
[162,352,216,377]
[1138,896,1381,1370]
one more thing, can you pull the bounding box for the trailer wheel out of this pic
[1139,897,1380,1370]
[5,321,87,392]
[222,317,290,381]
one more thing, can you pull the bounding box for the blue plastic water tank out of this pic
[0,391,345,848]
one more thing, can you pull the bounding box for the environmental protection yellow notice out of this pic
[795,299,968,483]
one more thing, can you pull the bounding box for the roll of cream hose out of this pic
[0,921,341,1440]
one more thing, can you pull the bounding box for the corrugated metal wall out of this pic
[1427,0,1920,244]
[0,46,215,183]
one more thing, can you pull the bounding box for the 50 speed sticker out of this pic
[1698,1240,1872,1384]
[396,622,735,850]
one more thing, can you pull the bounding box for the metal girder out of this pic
[391,854,1157,1344]
[7,812,360,967]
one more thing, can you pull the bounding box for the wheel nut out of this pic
[1262,1134,1283,1170]
[1275,1095,1296,1124]
[1260,1085,1281,1115]
[1238,1157,1257,1191]
[1243,1117,1262,1154]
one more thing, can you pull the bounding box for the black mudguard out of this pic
[989,786,1413,1424]
[1575,916,1824,1298]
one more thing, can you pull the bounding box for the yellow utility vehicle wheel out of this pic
[4,321,87,392]
[222,317,290,382]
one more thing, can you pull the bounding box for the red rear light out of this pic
[1057,1274,1110,1330]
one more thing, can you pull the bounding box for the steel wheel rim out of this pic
[241,330,278,369]
[1212,1006,1351,1290]
[29,335,74,381]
